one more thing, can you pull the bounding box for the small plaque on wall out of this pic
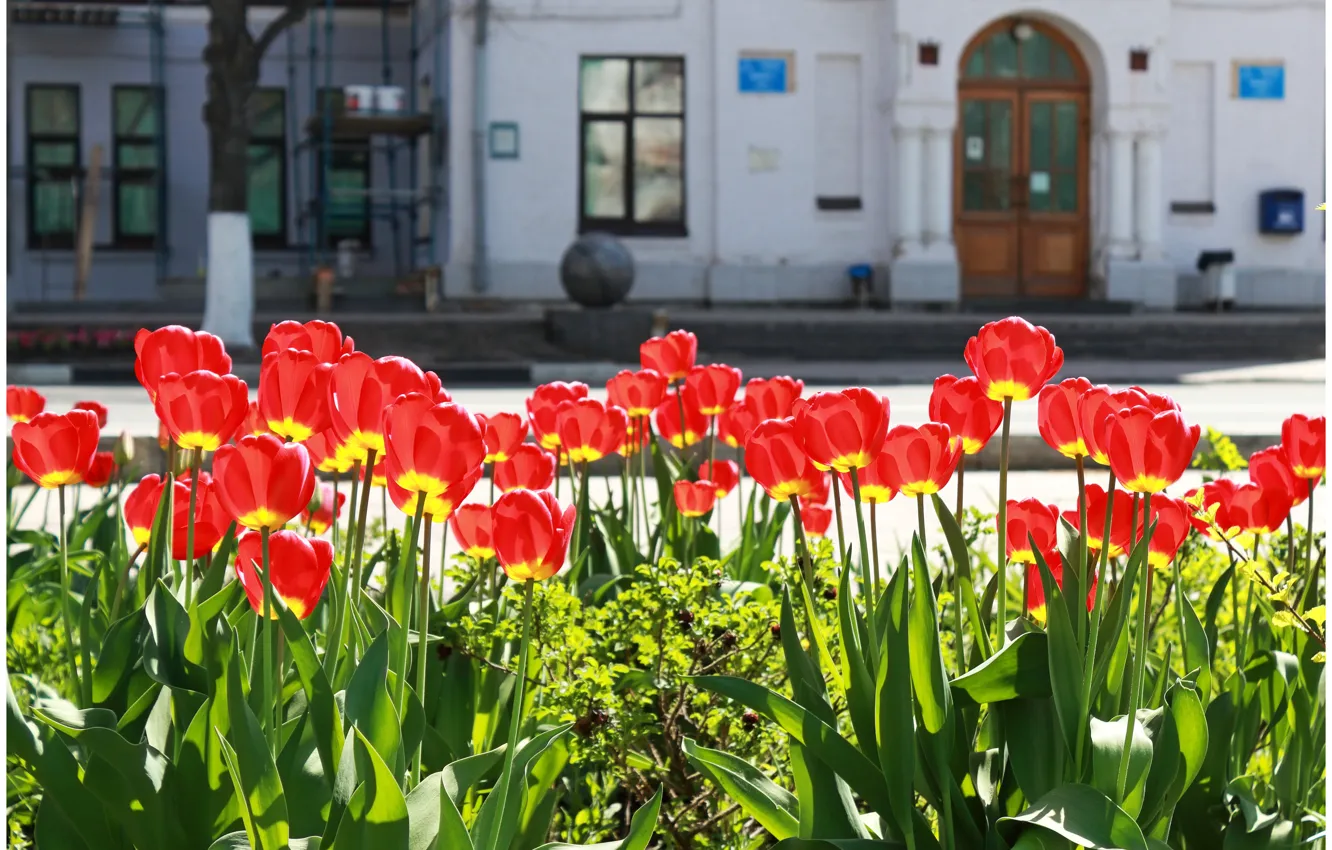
[489,121,519,159]
[1233,61,1285,100]
[739,51,796,93]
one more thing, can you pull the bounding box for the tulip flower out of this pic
[607,369,668,417]
[384,394,486,516]
[240,401,273,439]
[300,482,347,536]
[801,470,831,509]
[1146,494,1192,569]
[745,376,804,421]
[213,434,316,531]
[157,420,171,452]
[686,364,743,417]
[387,467,484,523]
[1249,445,1304,508]
[235,530,334,619]
[154,370,249,453]
[653,391,708,449]
[84,452,117,489]
[72,400,109,429]
[125,474,166,547]
[639,330,698,382]
[134,325,231,400]
[794,388,889,473]
[836,451,897,505]
[929,375,1003,455]
[262,319,354,363]
[12,410,99,488]
[304,428,356,474]
[878,423,962,497]
[1061,484,1132,558]
[801,504,833,539]
[1037,377,1095,460]
[258,349,334,442]
[744,419,823,501]
[557,399,629,464]
[328,353,443,462]
[526,382,590,452]
[718,400,759,449]
[1025,555,1096,624]
[493,489,576,582]
[618,418,651,457]
[479,412,528,463]
[963,317,1064,402]
[494,444,558,492]
[173,471,231,560]
[451,503,496,559]
[1001,499,1060,564]
[674,480,717,518]
[7,386,46,423]
[1281,413,1325,481]
[1187,479,1242,540]
[1077,385,1142,467]
[1105,406,1200,494]
[699,460,739,498]
[1227,483,1292,536]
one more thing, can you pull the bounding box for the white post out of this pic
[1107,130,1136,258]
[895,126,924,254]
[924,127,954,249]
[201,212,257,350]
[1134,131,1164,261]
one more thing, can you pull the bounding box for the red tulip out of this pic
[384,394,486,515]
[134,325,231,401]
[493,489,576,581]
[173,471,231,560]
[7,386,46,423]
[1281,414,1325,481]
[1078,386,1145,466]
[699,460,739,497]
[744,419,823,501]
[617,418,651,457]
[929,375,1003,455]
[1105,407,1200,494]
[451,503,496,559]
[607,369,668,417]
[261,319,354,363]
[258,349,334,442]
[964,317,1064,402]
[154,370,249,452]
[157,421,171,451]
[300,482,347,536]
[1226,483,1292,536]
[801,504,833,539]
[72,400,109,429]
[526,382,590,451]
[1025,556,1096,623]
[674,480,717,518]
[1001,499,1061,564]
[653,391,708,449]
[1249,446,1305,509]
[1037,377,1094,460]
[745,377,804,421]
[1061,484,1132,558]
[213,434,316,531]
[1187,479,1241,540]
[557,399,628,464]
[479,412,528,463]
[304,428,356,474]
[362,453,387,488]
[235,530,334,619]
[1146,495,1193,569]
[878,423,962,497]
[388,466,483,524]
[794,388,890,473]
[327,353,443,462]
[84,452,117,488]
[836,448,898,504]
[125,474,166,546]
[640,330,698,382]
[239,401,273,439]
[801,470,831,509]
[494,444,557,492]
[717,400,759,450]
[686,365,743,416]
[12,410,99,488]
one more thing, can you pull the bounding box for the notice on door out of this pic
[965,137,985,161]
[1029,171,1050,193]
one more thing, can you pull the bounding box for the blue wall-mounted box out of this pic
[739,55,792,93]
[1258,189,1304,234]
[1235,63,1285,100]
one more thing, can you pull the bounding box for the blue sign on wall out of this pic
[739,57,789,93]
[1236,64,1285,100]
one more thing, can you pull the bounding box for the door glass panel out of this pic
[1051,44,1076,80]
[1020,32,1051,78]
[1054,101,1078,169]
[1028,101,1051,171]
[988,101,1011,168]
[960,98,1012,212]
[1055,173,1078,212]
[987,33,1018,78]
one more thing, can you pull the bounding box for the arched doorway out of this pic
[955,18,1090,299]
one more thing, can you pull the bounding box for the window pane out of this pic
[250,90,286,139]
[34,182,76,234]
[1029,173,1052,212]
[962,172,1008,211]
[1020,32,1051,78]
[988,100,1011,168]
[1054,101,1078,170]
[1051,44,1076,80]
[963,48,986,79]
[634,59,683,113]
[580,58,629,113]
[248,144,283,235]
[1055,173,1078,212]
[582,120,626,218]
[30,87,78,134]
[33,142,76,168]
[118,183,157,235]
[987,33,1018,78]
[962,100,986,150]
[632,117,682,223]
[326,148,368,237]
[1028,101,1051,170]
[117,143,157,170]
[115,89,157,136]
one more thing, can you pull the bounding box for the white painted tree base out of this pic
[201,212,257,350]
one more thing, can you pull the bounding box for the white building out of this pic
[444,0,1327,309]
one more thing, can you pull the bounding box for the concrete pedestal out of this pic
[1106,259,1177,310]
[887,255,960,307]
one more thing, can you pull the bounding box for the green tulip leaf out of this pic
[143,580,210,694]
[875,556,916,845]
[1088,713,1153,817]
[405,747,505,850]
[470,724,574,850]
[344,632,404,777]
[998,783,1149,850]
[684,737,799,840]
[908,535,952,736]
[277,602,344,782]
[1033,547,1086,760]
[532,785,664,850]
[325,727,411,850]
[951,629,1051,707]
[209,832,323,850]
[217,648,291,850]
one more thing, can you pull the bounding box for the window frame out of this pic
[314,87,372,249]
[111,84,163,249]
[26,83,82,250]
[577,55,687,238]
[248,87,289,249]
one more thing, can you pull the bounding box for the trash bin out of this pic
[847,264,873,306]
[1196,250,1236,311]
[336,239,360,279]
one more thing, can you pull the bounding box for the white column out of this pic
[924,128,954,248]
[895,126,924,254]
[1134,131,1164,261]
[1107,130,1136,258]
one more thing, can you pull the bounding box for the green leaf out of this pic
[932,493,992,661]
[998,783,1149,850]
[837,561,879,767]
[144,580,210,693]
[344,632,404,779]
[874,556,915,845]
[178,694,243,848]
[1204,565,1233,663]
[92,608,145,707]
[515,734,570,850]
[1088,713,1153,817]
[531,785,664,850]
[326,727,411,850]
[1179,590,1213,702]
[771,842,905,850]
[1092,540,1145,698]
[684,737,799,840]
[1033,548,1085,760]
[218,636,291,850]
[405,750,505,850]
[208,832,323,850]
[996,698,1063,803]
[908,536,951,736]
[277,602,344,782]
[951,629,1050,707]
[470,724,573,850]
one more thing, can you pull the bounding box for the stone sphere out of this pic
[559,232,635,308]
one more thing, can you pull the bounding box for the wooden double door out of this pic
[954,88,1090,298]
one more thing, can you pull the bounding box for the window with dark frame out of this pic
[579,56,685,236]
[112,85,162,247]
[248,88,288,247]
[26,84,81,250]
[316,87,372,248]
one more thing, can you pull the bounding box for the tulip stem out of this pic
[788,496,813,589]
[413,516,434,785]
[848,469,878,654]
[1116,494,1154,803]
[9,486,39,534]
[1074,470,1117,777]
[398,499,427,713]
[56,486,84,705]
[331,472,340,556]
[954,454,966,524]
[674,383,688,462]
[350,449,378,646]
[996,397,1013,646]
[497,580,535,822]
[870,499,880,592]
[1075,456,1088,652]
[916,493,928,554]
[184,447,202,609]
[708,414,717,472]
[261,526,276,752]
[1306,480,1317,602]
[831,473,847,569]
[736,449,746,566]
[324,460,361,679]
